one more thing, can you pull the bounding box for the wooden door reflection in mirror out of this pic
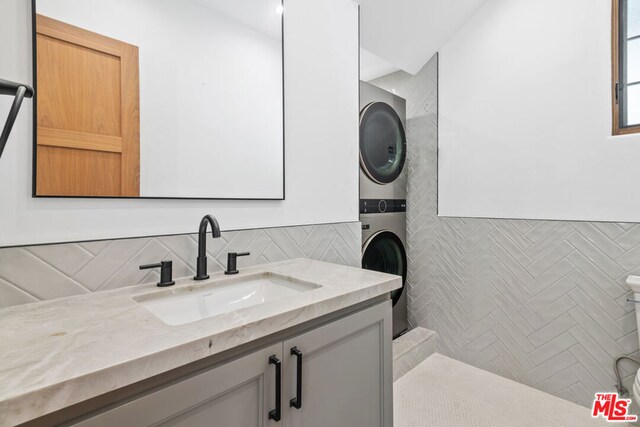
[35,14,140,196]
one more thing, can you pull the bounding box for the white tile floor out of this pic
[394,353,620,427]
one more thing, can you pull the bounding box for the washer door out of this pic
[359,102,407,184]
[362,231,407,306]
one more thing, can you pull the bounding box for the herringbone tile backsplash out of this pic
[372,55,640,408]
[0,222,361,309]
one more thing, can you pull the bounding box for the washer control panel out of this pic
[360,199,406,214]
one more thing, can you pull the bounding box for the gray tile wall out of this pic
[0,222,362,308]
[372,55,640,408]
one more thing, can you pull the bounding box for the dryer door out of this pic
[362,230,407,306]
[359,102,407,184]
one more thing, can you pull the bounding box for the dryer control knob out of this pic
[378,200,387,213]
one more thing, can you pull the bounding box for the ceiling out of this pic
[357,0,486,80]
[359,48,399,82]
[193,0,282,39]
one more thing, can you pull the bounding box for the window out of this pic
[613,0,640,135]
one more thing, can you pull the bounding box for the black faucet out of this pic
[194,214,221,280]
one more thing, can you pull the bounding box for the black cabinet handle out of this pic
[269,355,282,422]
[290,347,303,409]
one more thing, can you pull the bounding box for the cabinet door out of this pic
[283,301,393,427]
[74,343,282,427]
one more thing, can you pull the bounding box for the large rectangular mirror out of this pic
[32,0,284,199]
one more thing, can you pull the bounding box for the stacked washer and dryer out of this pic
[359,81,408,338]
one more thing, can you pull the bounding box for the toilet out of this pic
[627,275,640,406]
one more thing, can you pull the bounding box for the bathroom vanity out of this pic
[0,259,399,427]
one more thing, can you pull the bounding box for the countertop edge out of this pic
[1,266,400,426]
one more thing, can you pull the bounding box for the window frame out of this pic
[613,0,640,135]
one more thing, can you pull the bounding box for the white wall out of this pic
[373,57,640,410]
[439,0,640,222]
[38,0,284,199]
[0,0,359,247]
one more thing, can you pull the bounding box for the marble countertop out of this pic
[0,259,400,426]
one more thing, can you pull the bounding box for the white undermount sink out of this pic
[133,272,320,326]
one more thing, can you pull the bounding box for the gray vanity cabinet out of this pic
[74,343,282,427]
[283,301,393,427]
[72,301,392,427]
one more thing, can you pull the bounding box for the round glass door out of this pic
[362,231,407,306]
[359,102,406,184]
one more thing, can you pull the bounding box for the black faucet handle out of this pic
[140,260,176,287]
[225,252,250,275]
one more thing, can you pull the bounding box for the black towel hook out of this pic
[0,78,34,160]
